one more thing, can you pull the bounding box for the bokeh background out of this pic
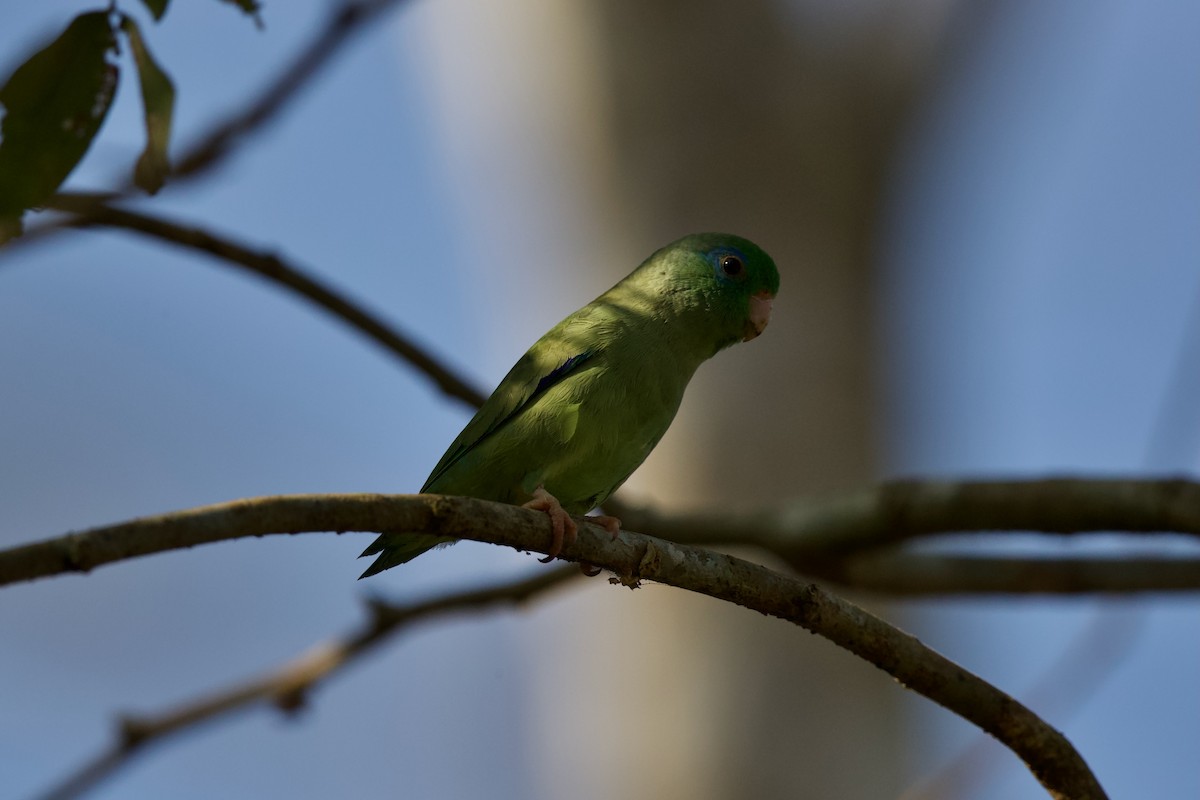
[2,1,1198,798]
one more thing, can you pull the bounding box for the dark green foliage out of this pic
[122,17,176,193]
[0,2,266,242]
[0,11,119,240]
[216,0,264,27]
[138,0,171,21]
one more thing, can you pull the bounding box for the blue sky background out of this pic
[882,3,1200,797]
[1,1,1198,798]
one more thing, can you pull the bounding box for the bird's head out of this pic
[633,232,780,354]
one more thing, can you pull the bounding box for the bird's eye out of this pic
[720,255,744,277]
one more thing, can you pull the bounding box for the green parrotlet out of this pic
[359,232,779,578]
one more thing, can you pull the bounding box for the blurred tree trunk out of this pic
[413,1,950,796]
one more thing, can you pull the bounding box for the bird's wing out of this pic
[421,330,598,493]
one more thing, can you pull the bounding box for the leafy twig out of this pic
[0,0,412,249]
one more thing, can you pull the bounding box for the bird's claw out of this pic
[523,485,577,562]
[577,516,621,576]
[523,489,622,572]
[589,514,622,539]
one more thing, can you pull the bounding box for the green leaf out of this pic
[121,16,176,194]
[215,0,264,28]
[0,11,119,241]
[0,216,21,245]
[139,0,172,22]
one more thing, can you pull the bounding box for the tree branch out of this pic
[899,609,1143,800]
[618,477,1200,555]
[2,493,1107,798]
[4,477,1197,590]
[7,478,1200,595]
[44,194,486,409]
[33,564,580,800]
[813,552,1200,595]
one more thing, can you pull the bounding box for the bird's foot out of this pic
[523,485,577,562]
[577,515,622,576]
[589,514,622,539]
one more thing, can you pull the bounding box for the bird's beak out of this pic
[744,291,774,341]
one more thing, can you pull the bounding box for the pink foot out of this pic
[589,514,622,539]
[522,485,577,562]
[577,515,622,576]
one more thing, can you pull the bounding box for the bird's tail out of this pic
[357,533,455,579]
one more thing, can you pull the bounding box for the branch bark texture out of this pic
[620,477,1200,553]
[2,492,1111,798]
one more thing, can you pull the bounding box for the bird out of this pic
[358,232,779,578]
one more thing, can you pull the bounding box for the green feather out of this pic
[359,232,778,578]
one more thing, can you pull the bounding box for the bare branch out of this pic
[44,194,486,408]
[2,493,1107,798]
[6,478,1200,595]
[899,609,1143,800]
[33,565,579,800]
[815,552,1200,596]
[172,0,409,183]
[0,494,464,586]
[618,477,1200,554]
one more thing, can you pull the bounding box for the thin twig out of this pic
[172,0,408,182]
[45,194,486,408]
[33,564,579,800]
[2,493,1108,799]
